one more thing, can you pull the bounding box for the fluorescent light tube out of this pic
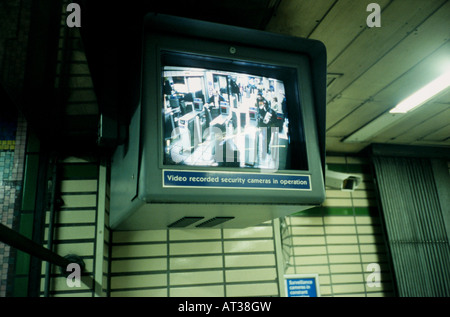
[344,68,450,143]
[390,70,450,113]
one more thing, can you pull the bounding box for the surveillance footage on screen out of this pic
[162,66,290,172]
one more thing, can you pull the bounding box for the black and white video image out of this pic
[162,66,290,171]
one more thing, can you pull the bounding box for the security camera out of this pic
[325,167,362,191]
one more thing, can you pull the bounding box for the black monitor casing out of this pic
[110,13,327,230]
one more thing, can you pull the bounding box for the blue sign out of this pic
[285,275,320,297]
[163,170,311,191]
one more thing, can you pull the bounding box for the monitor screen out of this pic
[110,14,327,230]
[161,51,308,172]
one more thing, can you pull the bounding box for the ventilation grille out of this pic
[167,217,204,228]
[196,217,235,228]
[373,156,450,296]
[167,216,235,228]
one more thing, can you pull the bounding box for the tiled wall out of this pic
[106,155,394,297]
[34,154,394,297]
[110,222,281,297]
[281,156,394,296]
[36,1,108,296]
[39,157,109,297]
[0,113,26,297]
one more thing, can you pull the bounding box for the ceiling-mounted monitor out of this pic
[110,13,327,230]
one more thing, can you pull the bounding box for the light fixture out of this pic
[390,69,450,113]
[343,69,450,143]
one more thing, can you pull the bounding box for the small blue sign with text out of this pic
[285,275,320,297]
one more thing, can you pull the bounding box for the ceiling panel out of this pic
[420,125,450,143]
[326,97,368,129]
[268,0,450,152]
[326,0,446,100]
[328,41,450,139]
[327,100,390,137]
[308,0,391,64]
[373,42,450,103]
[372,102,449,143]
[392,107,450,143]
[266,0,335,38]
[434,87,450,104]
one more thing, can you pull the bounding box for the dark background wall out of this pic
[0,0,32,297]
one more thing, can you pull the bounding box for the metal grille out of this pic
[281,155,394,297]
[373,156,450,296]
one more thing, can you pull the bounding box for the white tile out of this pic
[291,226,325,236]
[331,273,364,284]
[328,254,361,264]
[358,235,379,243]
[111,258,167,273]
[61,180,98,193]
[330,264,363,274]
[113,230,167,243]
[225,268,277,282]
[361,253,388,263]
[325,225,357,235]
[332,283,366,294]
[223,226,273,239]
[47,209,96,224]
[54,242,95,257]
[111,273,167,289]
[48,225,95,240]
[169,229,221,241]
[112,244,167,258]
[170,241,222,255]
[226,282,278,297]
[319,285,333,296]
[170,255,223,270]
[324,216,355,225]
[326,235,358,244]
[294,265,330,275]
[170,271,223,286]
[327,245,360,254]
[61,194,97,208]
[170,285,224,297]
[225,254,276,268]
[295,255,328,265]
[293,246,327,256]
[224,240,274,253]
[355,216,380,225]
[292,236,326,245]
[359,244,384,254]
[288,216,323,226]
[352,198,376,207]
[111,288,168,297]
[357,225,381,234]
[322,198,353,207]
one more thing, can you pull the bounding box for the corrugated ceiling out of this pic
[267,0,450,153]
